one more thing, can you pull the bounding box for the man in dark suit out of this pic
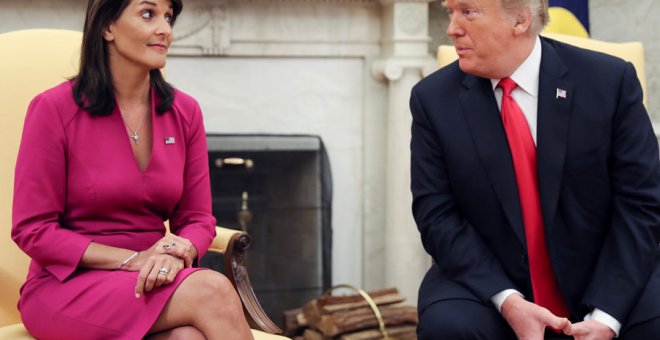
[410,0,660,339]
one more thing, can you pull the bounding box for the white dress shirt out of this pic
[488,36,621,336]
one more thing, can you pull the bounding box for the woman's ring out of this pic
[162,242,176,250]
[158,267,170,275]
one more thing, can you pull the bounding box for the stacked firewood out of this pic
[283,288,418,340]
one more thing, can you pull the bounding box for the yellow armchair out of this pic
[437,33,648,107]
[0,29,287,340]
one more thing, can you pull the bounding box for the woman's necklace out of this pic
[122,110,148,145]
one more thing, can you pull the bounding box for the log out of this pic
[302,288,405,326]
[317,288,400,306]
[298,313,308,327]
[283,307,307,336]
[302,299,324,328]
[339,324,418,340]
[322,293,406,314]
[303,329,330,340]
[316,305,418,337]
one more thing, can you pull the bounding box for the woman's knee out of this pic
[185,270,241,310]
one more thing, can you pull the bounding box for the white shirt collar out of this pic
[490,36,541,97]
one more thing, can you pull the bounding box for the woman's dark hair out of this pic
[73,0,183,116]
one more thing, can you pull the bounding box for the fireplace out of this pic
[201,134,332,325]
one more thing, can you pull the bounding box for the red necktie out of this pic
[498,78,570,317]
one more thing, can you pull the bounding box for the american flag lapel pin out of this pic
[556,88,567,99]
[165,137,176,145]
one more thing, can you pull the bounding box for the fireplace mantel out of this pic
[170,0,431,59]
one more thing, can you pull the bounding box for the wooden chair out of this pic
[437,32,647,107]
[0,28,286,340]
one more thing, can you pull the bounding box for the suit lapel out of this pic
[537,38,573,232]
[460,75,526,246]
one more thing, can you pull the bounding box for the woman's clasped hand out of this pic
[121,235,199,298]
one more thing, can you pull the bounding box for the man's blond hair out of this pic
[501,0,549,34]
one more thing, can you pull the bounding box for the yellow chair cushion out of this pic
[0,28,82,326]
[0,324,35,340]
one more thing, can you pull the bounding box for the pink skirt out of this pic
[19,267,207,339]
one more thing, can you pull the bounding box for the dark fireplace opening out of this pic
[201,134,332,327]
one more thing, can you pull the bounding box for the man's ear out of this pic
[513,8,532,35]
[102,24,114,42]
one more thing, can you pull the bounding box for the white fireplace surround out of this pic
[0,0,438,304]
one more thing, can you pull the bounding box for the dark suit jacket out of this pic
[410,36,660,328]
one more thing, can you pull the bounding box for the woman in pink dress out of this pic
[12,0,253,339]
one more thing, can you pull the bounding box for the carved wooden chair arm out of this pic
[209,226,283,334]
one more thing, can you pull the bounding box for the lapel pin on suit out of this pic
[165,137,175,145]
[556,88,567,99]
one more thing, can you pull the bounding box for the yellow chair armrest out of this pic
[209,226,243,254]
